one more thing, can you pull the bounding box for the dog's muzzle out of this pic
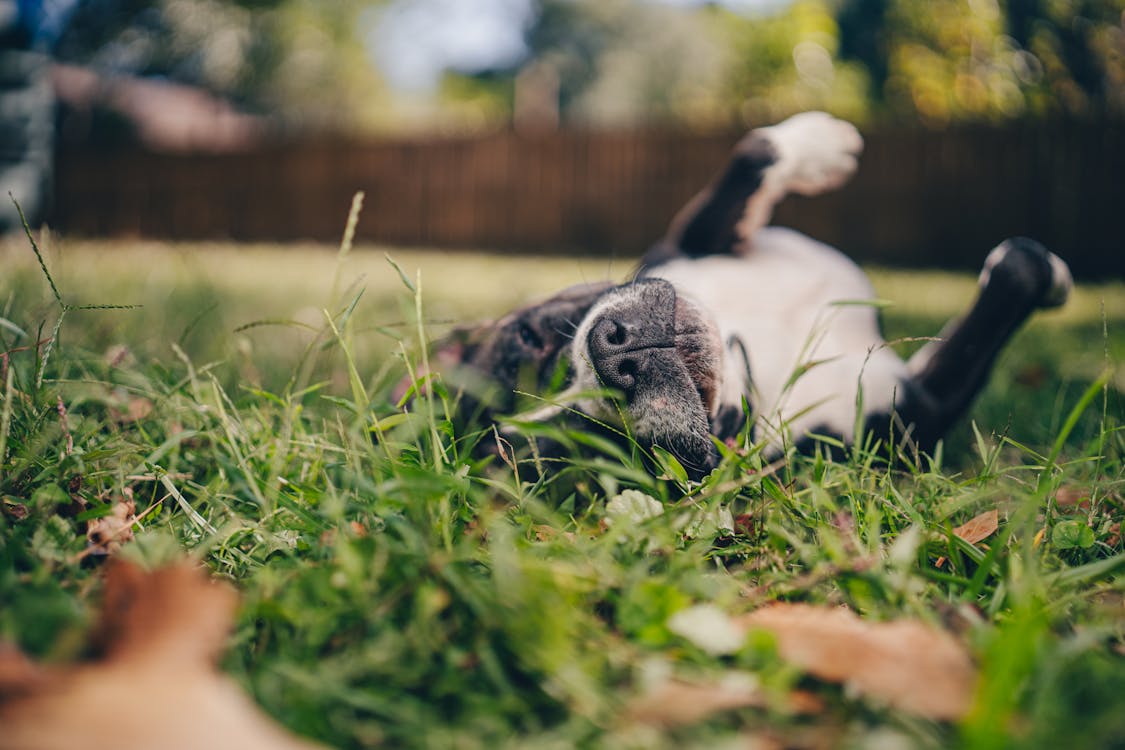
[581,279,722,478]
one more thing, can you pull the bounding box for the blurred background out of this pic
[1,0,1122,273]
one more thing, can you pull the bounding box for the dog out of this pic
[425,112,1072,478]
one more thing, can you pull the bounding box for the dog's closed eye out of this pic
[518,322,544,351]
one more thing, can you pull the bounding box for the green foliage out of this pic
[1,227,1123,748]
[56,0,390,129]
[439,0,1125,129]
[715,1,874,124]
[47,0,1125,131]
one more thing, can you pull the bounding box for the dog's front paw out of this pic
[760,111,863,195]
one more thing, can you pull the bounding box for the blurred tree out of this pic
[41,0,1125,132]
[712,0,872,124]
[440,0,731,128]
[52,0,390,130]
[482,0,1124,127]
[836,0,890,106]
[836,0,1125,122]
[1012,0,1125,116]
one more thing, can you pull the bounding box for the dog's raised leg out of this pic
[644,112,864,265]
[896,238,1072,451]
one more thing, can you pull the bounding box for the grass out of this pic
[1,226,1123,749]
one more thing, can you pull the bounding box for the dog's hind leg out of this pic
[643,112,863,266]
[891,238,1072,452]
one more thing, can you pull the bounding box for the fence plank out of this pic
[53,122,1124,278]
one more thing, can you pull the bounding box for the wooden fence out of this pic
[53,120,1125,278]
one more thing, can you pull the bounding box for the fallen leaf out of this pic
[1106,521,1120,548]
[109,394,154,424]
[626,673,768,727]
[532,524,575,543]
[85,498,136,556]
[1054,485,1090,511]
[739,603,976,720]
[1,499,28,520]
[733,513,757,536]
[625,673,823,729]
[0,561,329,750]
[0,644,44,692]
[953,509,999,545]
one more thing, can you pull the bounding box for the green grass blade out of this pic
[10,192,62,305]
[1047,370,1111,466]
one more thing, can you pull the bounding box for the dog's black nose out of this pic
[588,318,642,392]
[585,279,677,398]
[587,311,676,397]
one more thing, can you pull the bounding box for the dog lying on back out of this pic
[428,112,1071,478]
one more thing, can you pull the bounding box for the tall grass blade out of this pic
[11,193,62,304]
[330,191,365,304]
[1047,370,1111,466]
[324,308,369,409]
[1046,552,1125,588]
[35,310,66,390]
[0,361,13,468]
[384,254,416,293]
[158,471,217,534]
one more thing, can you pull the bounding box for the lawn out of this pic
[1,229,1123,749]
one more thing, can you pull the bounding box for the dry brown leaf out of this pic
[1054,485,1090,511]
[85,498,136,556]
[626,675,769,728]
[739,603,976,720]
[126,397,154,422]
[625,673,823,729]
[109,395,154,424]
[953,509,999,545]
[0,561,329,750]
[1,499,28,521]
[0,644,45,693]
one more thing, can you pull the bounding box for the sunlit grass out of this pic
[2,233,1123,749]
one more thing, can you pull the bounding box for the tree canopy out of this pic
[51,0,1125,131]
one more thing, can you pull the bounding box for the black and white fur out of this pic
[433,112,1072,477]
